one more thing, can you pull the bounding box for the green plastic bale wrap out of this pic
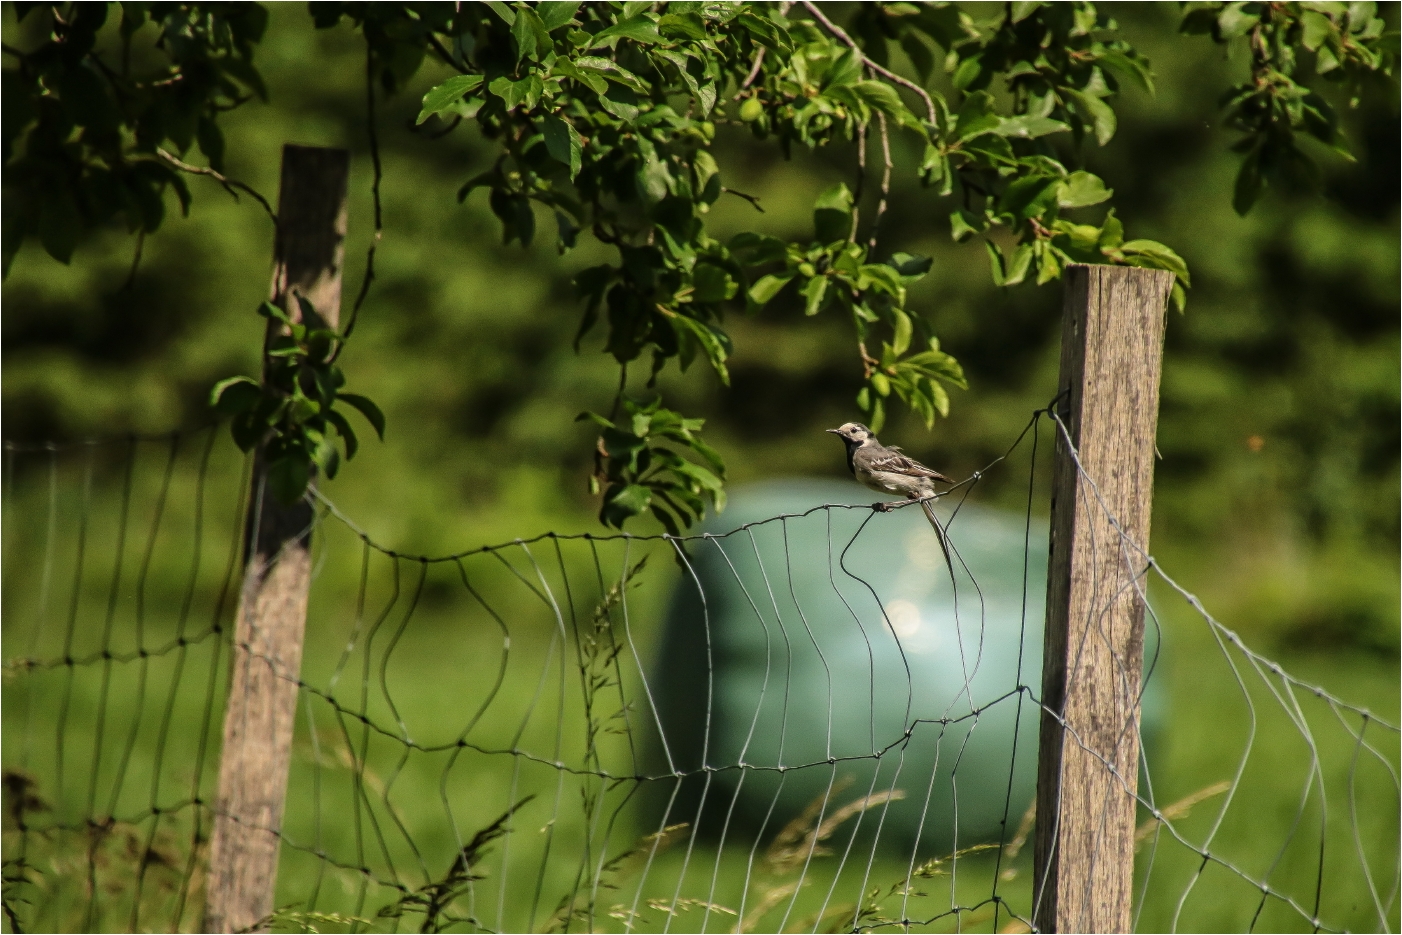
[648,479,1164,855]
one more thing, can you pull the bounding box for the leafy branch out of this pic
[1180,1,1397,214]
[211,297,385,504]
[579,397,724,532]
[2,2,270,276]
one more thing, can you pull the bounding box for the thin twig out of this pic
[120,230,145,292]
[735,46,766,98]
[800,0,938,125]
[425,33,470,74]
[155,149,276,223]
[721,187,765,212]
[867,113,892,253]
[420,114,463,140]
[851,120,866,241]
[338,44,383,350]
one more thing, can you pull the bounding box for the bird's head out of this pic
[825,422,875,445]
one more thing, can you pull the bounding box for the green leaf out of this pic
[748,273,793,306]
[953,90,999,139]
[1010,1,1044,23]
[211,376,261,415]
[952,52,984,90]
[544,114,583,179]
[325,409,360,461]
[258,300,292,324]
[550,57,608,93]
[813,183,853,244]
[891,308,912,355]
[489,75,533,110]
[539,2,580,31]
[1120,239,1191,284]
[591,14,661,47]
[1000,173,1062,220]
[848,80,922,130]
[1003,242,1034,286]
[1097,50,1155,95]
[512,7,548,61]
[994,114,1069,139]
[658,12,707,40]
[1217,2,1261,39]
[984,240,1005,286]
[1058,171,1112,208]
[1098,210,1124,251]
[666,312,731,384]
[691,263,737,304]
[576,410,615,430]
[338,393,386,440]
[1064,88,1117,146]
[803,276,829,316]
[603,483,653,527]
[312,431,341,480]
[483,1,515,25]
[1170,281,1187,313]
[887,252,932,278]
[949,209,981,242]
[730,232,789,265]
[573,56,649,92]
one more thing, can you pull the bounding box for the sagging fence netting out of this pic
[1,412,1397,934]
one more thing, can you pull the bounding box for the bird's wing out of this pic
[861,446,954,484]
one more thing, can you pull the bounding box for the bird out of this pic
[826,421,954,538]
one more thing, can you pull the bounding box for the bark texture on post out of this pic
[206,145,349,934]
[1032,264,1174,933]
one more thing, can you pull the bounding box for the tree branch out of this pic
[338,42,384,351]
[800,0,938,125]
[721,187,765,212]
[851,120,867,242]
[425,33,470,75]
[735,46,766,98]
[868,113,892,253]
[155,149,276,222]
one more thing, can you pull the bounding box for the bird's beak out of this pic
[825,428,841,434]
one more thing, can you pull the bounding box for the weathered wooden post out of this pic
[1032,264,1175,933]
[205,144,350,933]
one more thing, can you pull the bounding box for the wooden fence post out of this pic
[205,145,350,933]
[1032,264,1175,933]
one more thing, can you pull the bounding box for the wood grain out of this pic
[205,145,349,934]
[1033,264,1174,933]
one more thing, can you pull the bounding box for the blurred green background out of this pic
[2,2,1397,932]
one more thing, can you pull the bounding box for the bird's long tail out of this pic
[920,498,956,584]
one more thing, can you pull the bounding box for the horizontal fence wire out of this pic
[1,412,1397,934]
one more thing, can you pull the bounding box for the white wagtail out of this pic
[827,422,953,534]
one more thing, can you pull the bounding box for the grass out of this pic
[2,438,1397,934]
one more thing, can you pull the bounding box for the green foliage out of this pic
[579,396,724,533]
[2,2,269,275]
[1180,1,1397,214]
[4,2,1395,531]
[396,1,1206,524]
[210,296,384,504]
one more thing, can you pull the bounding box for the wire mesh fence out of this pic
[1,413,1397,933]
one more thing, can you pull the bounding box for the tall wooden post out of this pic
[206,145,350,934]
[1032,264,1174,933]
